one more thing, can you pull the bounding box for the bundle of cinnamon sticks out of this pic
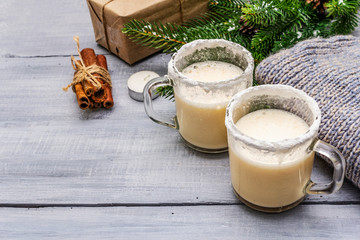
[72,48,114,110]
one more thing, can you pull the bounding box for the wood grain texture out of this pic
[0,54,359,204]
[0,0,360,238]
[0,205,359,240]
[0,113,359,204]
[0,0,106,57]
[0,54,171,122]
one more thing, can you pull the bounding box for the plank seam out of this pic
[0,201,359,209]
[1,53,112,59]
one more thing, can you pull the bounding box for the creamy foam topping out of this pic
[235,109,309,142]
[182,60,243,83]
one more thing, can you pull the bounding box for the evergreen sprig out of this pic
[208,0,245,14]
[326,0,360,34]
[122,20,185,52]
[122,0,360,99]
[242,1,283,28]
[156,85,174,100]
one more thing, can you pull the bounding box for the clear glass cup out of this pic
[225,85,345,213]
[144,39,254,153]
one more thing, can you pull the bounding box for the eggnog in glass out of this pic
[144,39,254,153]
[225,85,345,212]
[175,61,243,150]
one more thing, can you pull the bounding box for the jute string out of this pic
[100,0,184,51]
[62,36,112,92]
[102,0,114,50]
[178,0,184,23]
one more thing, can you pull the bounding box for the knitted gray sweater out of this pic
[256,35,360,189]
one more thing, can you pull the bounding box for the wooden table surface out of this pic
[1,1,359,239]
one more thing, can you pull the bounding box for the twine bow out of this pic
[63,36,112,92]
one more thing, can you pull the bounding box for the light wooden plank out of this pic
[0,0,107,57]
[0,53,171,121]
[0,114,359,204]
[0,55,359,204]
[0,205,359,239]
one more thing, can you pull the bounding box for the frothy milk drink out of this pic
[230,109,314,208]
[176,61,243,149]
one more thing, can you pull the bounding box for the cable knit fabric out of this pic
[256,35,360,189]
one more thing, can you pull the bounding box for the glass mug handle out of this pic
[143,76,178,129]
[306,139,346,195]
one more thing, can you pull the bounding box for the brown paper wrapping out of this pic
[86,0,208,64]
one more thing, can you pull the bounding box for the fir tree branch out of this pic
[209,0,245,15]
[242,1,283,28]
[182,12,229,28]
[272,18,332,52]
[122,20,186,53]
[123,18,245,53]
[326,0,360,34]
[330,13,359,34]
[122,0,360,100]
[326,0,359,18]
[249,1,314,61]
[250,25,280,62]
[156,86,174,101]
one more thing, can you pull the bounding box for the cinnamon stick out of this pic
[94,101,102,109]
[89,100,101,109]
[80,48,107,102]
[96,54,114,109]
[73,82,90,110]
[88,100,94,109]
[76,59,95,97]
[83,81,95,97]
[72,62,90,110]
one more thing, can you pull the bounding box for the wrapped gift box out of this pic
[87,0,208,64]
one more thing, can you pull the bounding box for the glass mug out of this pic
[144,39,254,153]
[225,85,345,213]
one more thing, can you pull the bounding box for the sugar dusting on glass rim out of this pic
[168,39,254,90]
[225,85,321,152]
